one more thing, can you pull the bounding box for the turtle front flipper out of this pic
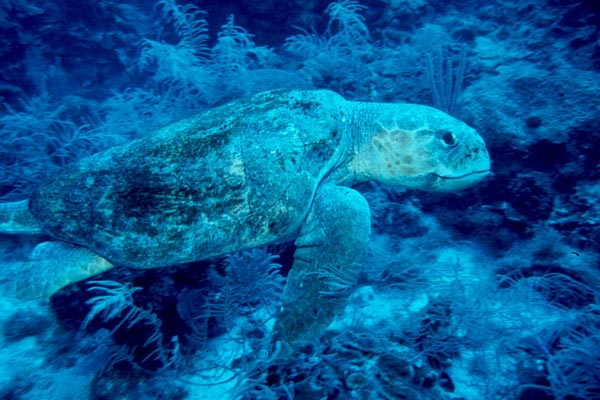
[1,242,114,299]
[274,185,371,349]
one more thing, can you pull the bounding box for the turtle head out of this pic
[352,104,490,191]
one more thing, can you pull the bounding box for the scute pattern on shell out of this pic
[29,90,350,269]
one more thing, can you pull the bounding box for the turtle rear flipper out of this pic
[1,242,114,299]
[0,200,43,235]
[274,184,371,348]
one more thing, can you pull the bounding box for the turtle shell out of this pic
[29,90,351,268]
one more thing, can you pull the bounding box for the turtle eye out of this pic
[438,130,458,148]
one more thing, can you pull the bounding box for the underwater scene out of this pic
[0,0,599,399]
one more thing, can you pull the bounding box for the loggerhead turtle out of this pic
[0,89,490,345]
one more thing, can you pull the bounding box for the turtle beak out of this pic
[432,169,491,191]
[432,140,491,191]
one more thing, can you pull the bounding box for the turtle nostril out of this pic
[473,147,479,154]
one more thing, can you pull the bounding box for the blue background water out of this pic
[0,0,599,399]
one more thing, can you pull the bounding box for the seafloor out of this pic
[0,0,599,399]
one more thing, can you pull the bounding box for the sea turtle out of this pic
[0,89,490,345]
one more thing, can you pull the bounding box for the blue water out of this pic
[0,0,599,399]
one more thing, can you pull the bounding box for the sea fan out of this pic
[176,248,285,349]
